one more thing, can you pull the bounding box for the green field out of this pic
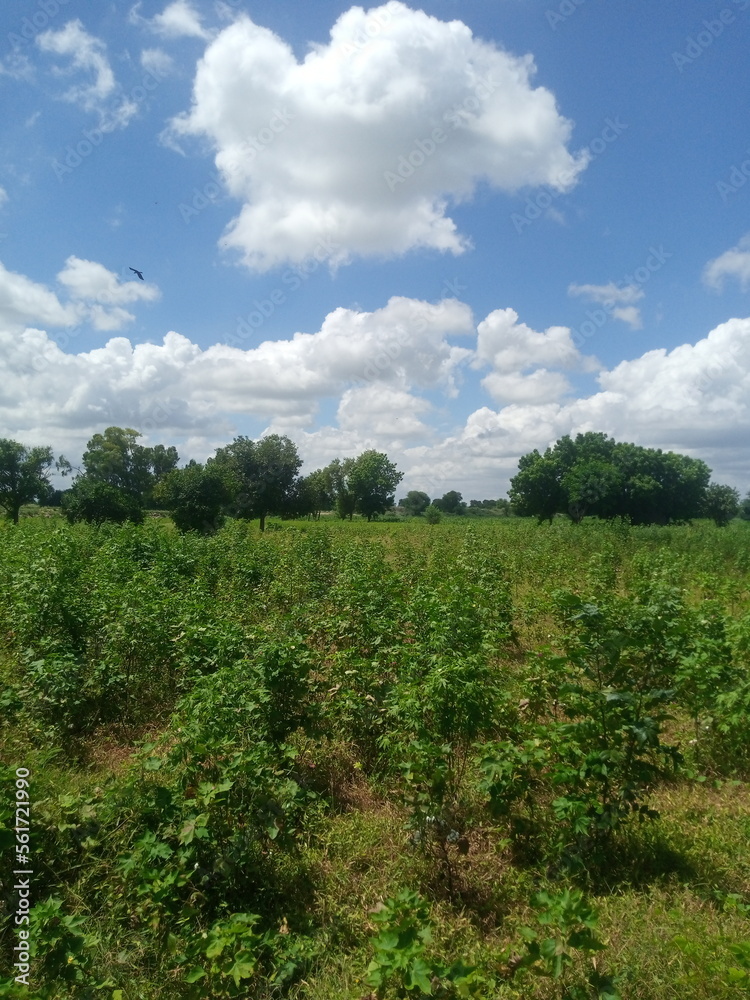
[1,515,749,998]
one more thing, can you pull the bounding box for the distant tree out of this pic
[348,450,404,521]
[433,490,466,515]
[702,483,740,527]
[81,427,178,505]
[211,434,302,531]
[325,458,357,520]
[740,492,750,521]
[62,478,144,525]
[154,462,237,533]
[509,452,565,523]
[0,439,57,524]
[300,468,333,519]
[400,490,431,516]
[324,452,403,521]
[510,432,712,525]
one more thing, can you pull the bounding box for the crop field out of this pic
[0,515,749,998]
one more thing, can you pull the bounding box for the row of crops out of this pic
[0,516,749,997]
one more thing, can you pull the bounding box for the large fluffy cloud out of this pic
[168,2,588,270]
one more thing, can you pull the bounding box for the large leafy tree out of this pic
[154,462,237,534]
[400,490,431,516]
[349,450,403,521]
[284,469,332,520]
[509,452,565,523]
[702,483,740,527]
[324,451,403,521]
[211,434,302,531]
[62,479,145,525]
[324,458,357,520]
[562,460,623,524]
[0,439,57,523]
[433,490,466,515]
[510,432,713,525]
[81,427,178,505]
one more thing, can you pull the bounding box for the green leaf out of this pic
[408,957,434,993]
[228,954,257,985]
[183,966,206,983]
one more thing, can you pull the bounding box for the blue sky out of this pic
[0,0,749,499]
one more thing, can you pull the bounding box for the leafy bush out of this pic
[62,478,144,524]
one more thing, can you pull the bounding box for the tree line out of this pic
[509,431,742,527]
[0,426,744,530]
[0,427,404,532]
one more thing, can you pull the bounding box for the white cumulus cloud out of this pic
[168,2,588,270]
[132,1,212,40]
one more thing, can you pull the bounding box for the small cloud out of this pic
[546,207,566,226]
[568,281,644,329]
[703,234,750,292]
[0,52,34,80]
[140,47,174,77]
[37,20,115,110]
[0,187,8,208]
[133,1,212,40]
[24,110,42,128]
[568,281,644,306]
[611,305,642,329]
[57,255,159,307]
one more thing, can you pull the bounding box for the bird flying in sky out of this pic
[129,267,144,280]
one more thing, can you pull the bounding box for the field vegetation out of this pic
[1,514,749,998]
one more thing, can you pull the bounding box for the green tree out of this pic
[81,427,178,505]
[702,482,740,527]
[348,450,403,521]
[433,490,466,515]
[211,434,302,531]
[61,478,145,525]
[0,439,57,524]
[154,462,237,533]
[511,433,712,525]
[400,490,431,516]
[509,451,565,522]
[325,458,357,520]
[286,468,332,520]
[739,491,750,520]
[562,460,623,523]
